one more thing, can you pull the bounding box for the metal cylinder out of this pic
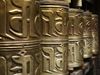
[68,8,84,68]
[83,12,93,58]
[39,1,69,75]
[92,14,99,54]
[0,0,40,75]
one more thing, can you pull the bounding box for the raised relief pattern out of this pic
[10,49,40,75]
[0,0,39,40]
[41,8,68,37]
[84,38,92,56]
[41,44,67,73]
[68,41,83,62]
[68,14,84,36]
[85,20,91,32]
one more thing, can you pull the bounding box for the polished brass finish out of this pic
[39,1,69,75]
[0,0,40,75]
[68,8,84,68]
[92,15,99,54]
[73,0,82,7]
[83,12,93,58]
[64,0,71,3]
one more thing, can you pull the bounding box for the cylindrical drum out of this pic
[68,8,84,68]
[92,14,99,54]
[83,12,93,58]
[39,1,69,75]
[0,0,40,75]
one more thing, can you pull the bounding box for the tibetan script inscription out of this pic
[10,50,40,75]
[40,5,69,39]
[11,50,33,75]
[40,44,68,75]
[68,14,84,36]
[83,13,92,37]
[68,41,84,68]
[83,38,93,58]
[0,0,39,40]
[42,10,68,36]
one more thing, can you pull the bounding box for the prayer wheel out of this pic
[39,1,69,75]
[0,0,40,75]
[83,12,93,58]
[92,14,99,54]
[68,8,84,68]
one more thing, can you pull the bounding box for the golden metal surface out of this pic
[68,8,84,68]
[73,0,82,7]
[83,12,93,58]
[39,1,69,75]
[0,0,40,75]
[64,0,71,3]
[92,14,99,54]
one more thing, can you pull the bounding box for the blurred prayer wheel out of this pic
[0,0,40,75]
[68,8,84,68]
[92,14,99,54]
[39,1,69,75]
[83,12,93,58]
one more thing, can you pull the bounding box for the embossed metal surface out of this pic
[83,12,93,58]
[0,0,40,75]
[92,14,99,54]
[68,8,84,68]
[39,1,69,75]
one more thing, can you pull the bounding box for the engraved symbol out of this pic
[68,15,83,35]
[42,47,56,73]
[68,41,83,62]
[55,47,66,71]
[80,42,83,56]
[42,9,68,37]
[42,45,67,73]
[9,0,38,38]
[79,21,84,34]
[86,39,92,52]
[86,20,91,31]
[10,48,33,75]
[0,0,15,39]
[68,43,75,62]
[55,9,68,35]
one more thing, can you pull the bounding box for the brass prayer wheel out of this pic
[68,8,84,68]
[39,1,69,75]
[83,12,93,58]
[92,14,99,54]
[0,0,40,75]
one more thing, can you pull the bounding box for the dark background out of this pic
[70,0,100,75]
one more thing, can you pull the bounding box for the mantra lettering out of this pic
[10,50,40,75]
[68,15,84,35]
[41,9,68,36]
[0,0,39,40]
[42,46,67,73]
[68,42,83,62]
